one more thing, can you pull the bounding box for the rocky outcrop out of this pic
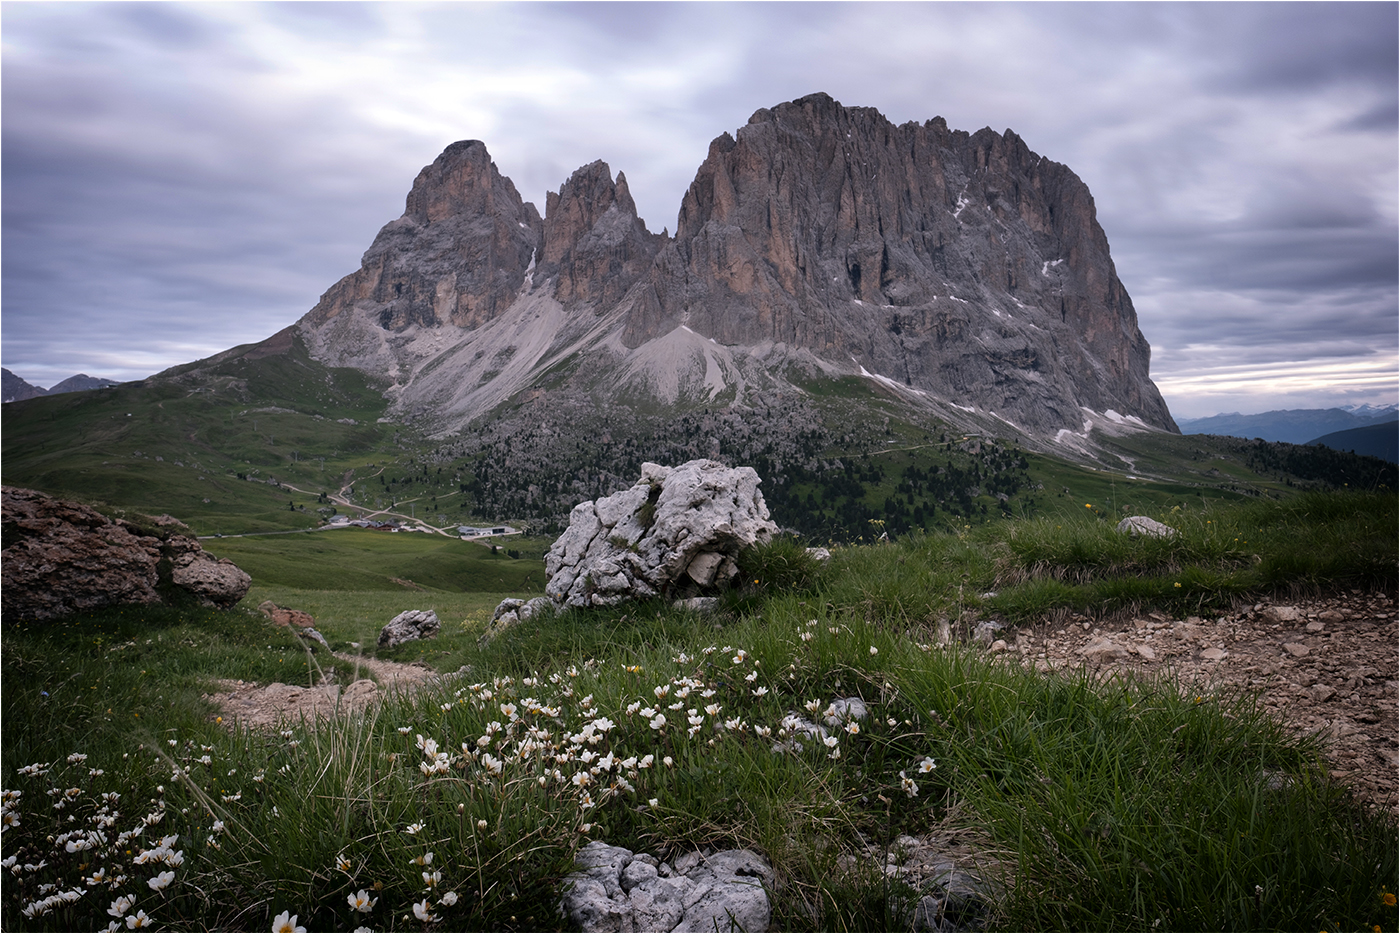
[292,92,1177,450]
[623,92,1174,436]
[258,600,316,628]
[545,460,778,608]
[377,609,441,648]
[560,841,773,933]
[538,161,665,308]
[480,596,554,643]
[301,140,543,372]
[1,486,250,620]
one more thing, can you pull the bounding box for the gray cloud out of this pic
[2,1,1394,420]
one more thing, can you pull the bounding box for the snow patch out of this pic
[1041,259,1063,275]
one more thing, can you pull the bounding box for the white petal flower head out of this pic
[413,899,437,922]
[823,735,840,748]
[272,909,307,932]
[348,889,378,912]
[869,646,879,656]
[649,714,666,730]
[412,851,434,866]
[919,756,937,773]
[405,822,424,835]
[108,894,136,917]
[147,871,174,891]
[440,891,459,907]
[423,870,441,887]
[127,909,152,929]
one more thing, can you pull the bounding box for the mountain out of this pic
[2,368,118,403]
[1306,420,1399,463]
[1177,407,1399,445]
[293,92,1175,453]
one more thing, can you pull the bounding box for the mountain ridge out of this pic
[288,92,1176,454]
[1178,406,1399,445]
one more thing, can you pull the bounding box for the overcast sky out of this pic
[3,2,1396,419]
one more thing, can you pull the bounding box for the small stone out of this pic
[1305,621,1325,632]
[1308,684,1336,702]
[1135,644,1156,661]
[378,609,441,649]
[1317,609,1346,623]
[1078,638,1130,662]
[1283,643,1310,657]
[989,639,1009,653]
[1116,515,1177,538]
[1201,647,1228,661]
[1264,606,1302,623]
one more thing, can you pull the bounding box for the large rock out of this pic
[1116,515,1177,538]
[545,460,778,608]
[1,486,250,620]
[560,841,773,933]
[377,609,441,648]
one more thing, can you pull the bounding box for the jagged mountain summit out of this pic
[290,93,1176,450]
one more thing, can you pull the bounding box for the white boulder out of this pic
[545,460,778,609]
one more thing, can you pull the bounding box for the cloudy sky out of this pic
[3,2,1395,419]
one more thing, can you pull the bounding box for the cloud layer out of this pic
[3,2,1395,418]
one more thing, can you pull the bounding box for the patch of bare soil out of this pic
[991,590,1398,814]
[203,652,442,730]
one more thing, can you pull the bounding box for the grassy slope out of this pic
[2,491,1395,932]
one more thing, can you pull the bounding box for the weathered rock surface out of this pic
[290,92,1176,453]
[258,600,316,628]
[1,486,250,620]
[1116,515,1177,538]
[545,460,778,608]
[559,841,773,933]
[377,609,441,648]
[479,596,554,643]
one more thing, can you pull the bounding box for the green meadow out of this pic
[3,490,1396,932]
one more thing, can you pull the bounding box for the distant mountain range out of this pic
[2,368,119,404]
[1176,406,1399,446]
[1305,421,1398,463]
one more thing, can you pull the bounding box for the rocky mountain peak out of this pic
[540,161,663,307]
[293,94,1176,448]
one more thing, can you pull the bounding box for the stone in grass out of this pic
[479,597,554,644]
[560,840,772,933]
[378,609,440,649]
[1116,515,1177,538]
[1078,637,1130,662]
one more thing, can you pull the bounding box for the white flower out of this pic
[147,870,174,891]
[67,753,88,764]
[869,646,879,656]
[413,899,437,922]
[846,722,860,735]
[639,754,654,769]
[412,851,434,866]
[405,821,424,835]
[918,756,937,773]
[127,909,152,929]
[744,670,759,682]
[440,891,459,907]
[648,797,659,807]
[211,820,225,833]
[271,909,307,932]
[348,890,377,912]
[422,869,441,887]
[752,687,769,697]
[649,714,666,730]
[481,753,503,775]
[705,703,721,716]
[663,756,674,768]
[800,631,815,642]
[477,819,488,831]
[108,894,136,917]
[901,772,919,797]
[823,735,839,748]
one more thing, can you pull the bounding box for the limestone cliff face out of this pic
[295,94,1177,445]
[538,161,665,309]
[621,92,1174,434]
[303,140,542,339]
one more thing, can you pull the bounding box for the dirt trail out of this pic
[997,590,1398,813]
